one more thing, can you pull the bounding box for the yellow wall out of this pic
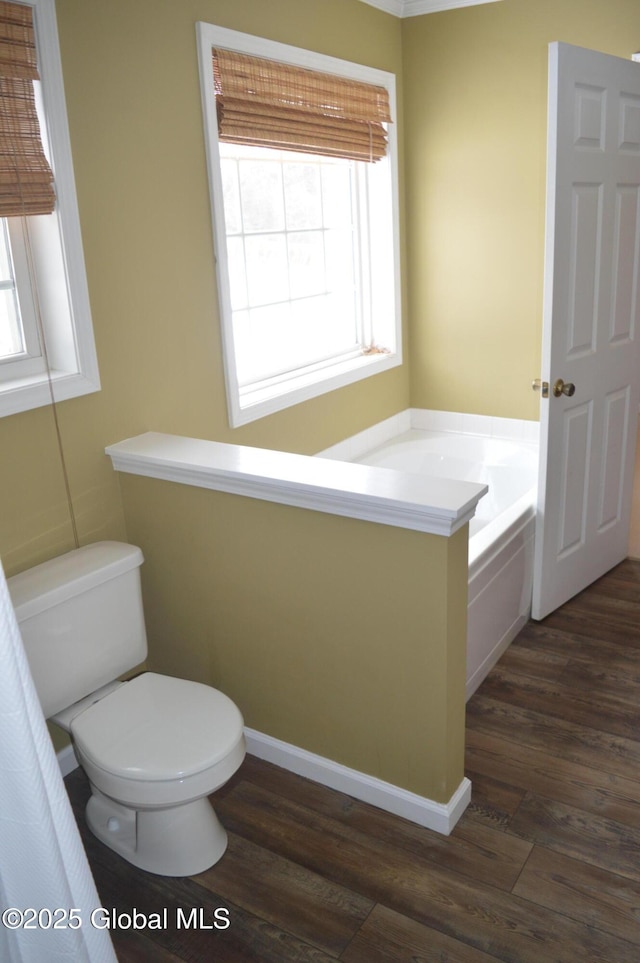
[118,474,469,802]
[0,0,408,576]
[403,0,640,419]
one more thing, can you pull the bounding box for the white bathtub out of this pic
[319,411,539,699]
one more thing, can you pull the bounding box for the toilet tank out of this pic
[8,541,148,719]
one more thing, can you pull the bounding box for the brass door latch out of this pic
[532,378,576,399]
[532,378,549,398]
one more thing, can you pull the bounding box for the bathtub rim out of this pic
[317,408,539,576]
[469,487,537,575]
[317,408,540,463]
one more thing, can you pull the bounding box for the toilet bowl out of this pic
[60,672,245,876]
[8,541,246,877]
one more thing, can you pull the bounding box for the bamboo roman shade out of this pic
[212,48,391,163]
[0,0,55,217]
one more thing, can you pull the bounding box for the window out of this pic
[197,24,401,427]
[0,0,99,418]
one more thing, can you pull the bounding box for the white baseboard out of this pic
[244,727,471,836]
[57,743,79,778]
[58,726,471,836]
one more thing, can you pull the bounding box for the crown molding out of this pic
[360,0,502,17]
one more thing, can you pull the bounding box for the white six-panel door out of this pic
[532,43,640,620]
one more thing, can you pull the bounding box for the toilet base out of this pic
[85,788,228,876]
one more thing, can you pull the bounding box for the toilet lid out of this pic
[70,673,244,781]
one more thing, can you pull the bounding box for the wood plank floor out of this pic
[65,559,640,962]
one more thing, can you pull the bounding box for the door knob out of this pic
[552,378,575,398]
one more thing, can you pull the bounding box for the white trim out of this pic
[0,0,100,418]
[58,726,470,834]
[105,431,487,537]
[245,727,471,835]
[232,353,402,429]
[359,0,503,16]
[196,23,402,428]
[0,369,100,417]
[198,23,400,87]
[57,742,79,778]
[359,0,404,14]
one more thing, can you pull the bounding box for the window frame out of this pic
[0,216,43,378]
[0,0,100,418]
[196,23,402,428]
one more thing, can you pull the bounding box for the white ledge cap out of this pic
[105,432,487,537]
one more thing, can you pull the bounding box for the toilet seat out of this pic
[71,672,246,808]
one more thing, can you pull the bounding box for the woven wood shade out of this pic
[0,0,55,217]
[212,48,391,163]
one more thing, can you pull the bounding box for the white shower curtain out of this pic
[0,557,117,963]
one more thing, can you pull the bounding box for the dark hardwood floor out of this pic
[65,559,640,962]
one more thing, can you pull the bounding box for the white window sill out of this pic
[105,431,487,536]
[232,350,402,427]
[0,368,100,418]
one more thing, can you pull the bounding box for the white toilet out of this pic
[8,540,246,877]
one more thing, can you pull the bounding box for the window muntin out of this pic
[197,24,401,427]
[220,144,365,388]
